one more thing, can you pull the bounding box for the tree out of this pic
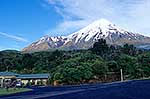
[92,60,107,76]
[116,54,137,79]
[51,58,93,84]
[121,44,137,56]
[137,53,150,77]
[3,59,12,71]
[21,53,36,73]
[107,61,118,72]
[91,39,109,56]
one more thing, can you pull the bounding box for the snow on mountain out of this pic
[22,18,150,52]
[66,18,146,44]
[67,18,114,42]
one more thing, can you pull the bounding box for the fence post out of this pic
[120,69,123,81]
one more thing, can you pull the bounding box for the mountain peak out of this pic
[94,18,113,26]
[67,18,118,43]
[22,19,150,52]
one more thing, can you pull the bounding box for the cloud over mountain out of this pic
[0,32,29,43]
[45,0,150,36]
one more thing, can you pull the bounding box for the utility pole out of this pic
[120,69,123,82]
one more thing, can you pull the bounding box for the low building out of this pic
[0,72,19,87]
[0,72,50,87]
[17,74,50,86]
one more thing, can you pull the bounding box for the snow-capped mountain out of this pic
[22,19,150,52]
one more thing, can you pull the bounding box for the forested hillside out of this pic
[0,39,150,85]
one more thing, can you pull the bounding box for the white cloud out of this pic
[47,20,92,36]
[0,46,6,51]
[0,32,29,43]
[126,0,150,35]
[45,0,150,36]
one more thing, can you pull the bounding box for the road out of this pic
[0,80,150,99]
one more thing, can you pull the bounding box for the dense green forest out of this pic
[0,39,150,84]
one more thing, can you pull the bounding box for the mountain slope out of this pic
[22,19,150,52]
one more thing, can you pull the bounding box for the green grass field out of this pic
[0,88,32,96]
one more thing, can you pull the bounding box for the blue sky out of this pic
[0,0,150,51]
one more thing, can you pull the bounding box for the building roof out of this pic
[17,74,50,79]
[0,72,19,76]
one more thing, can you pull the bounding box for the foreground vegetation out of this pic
[0,88,32,96]
[0,39,150,84]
